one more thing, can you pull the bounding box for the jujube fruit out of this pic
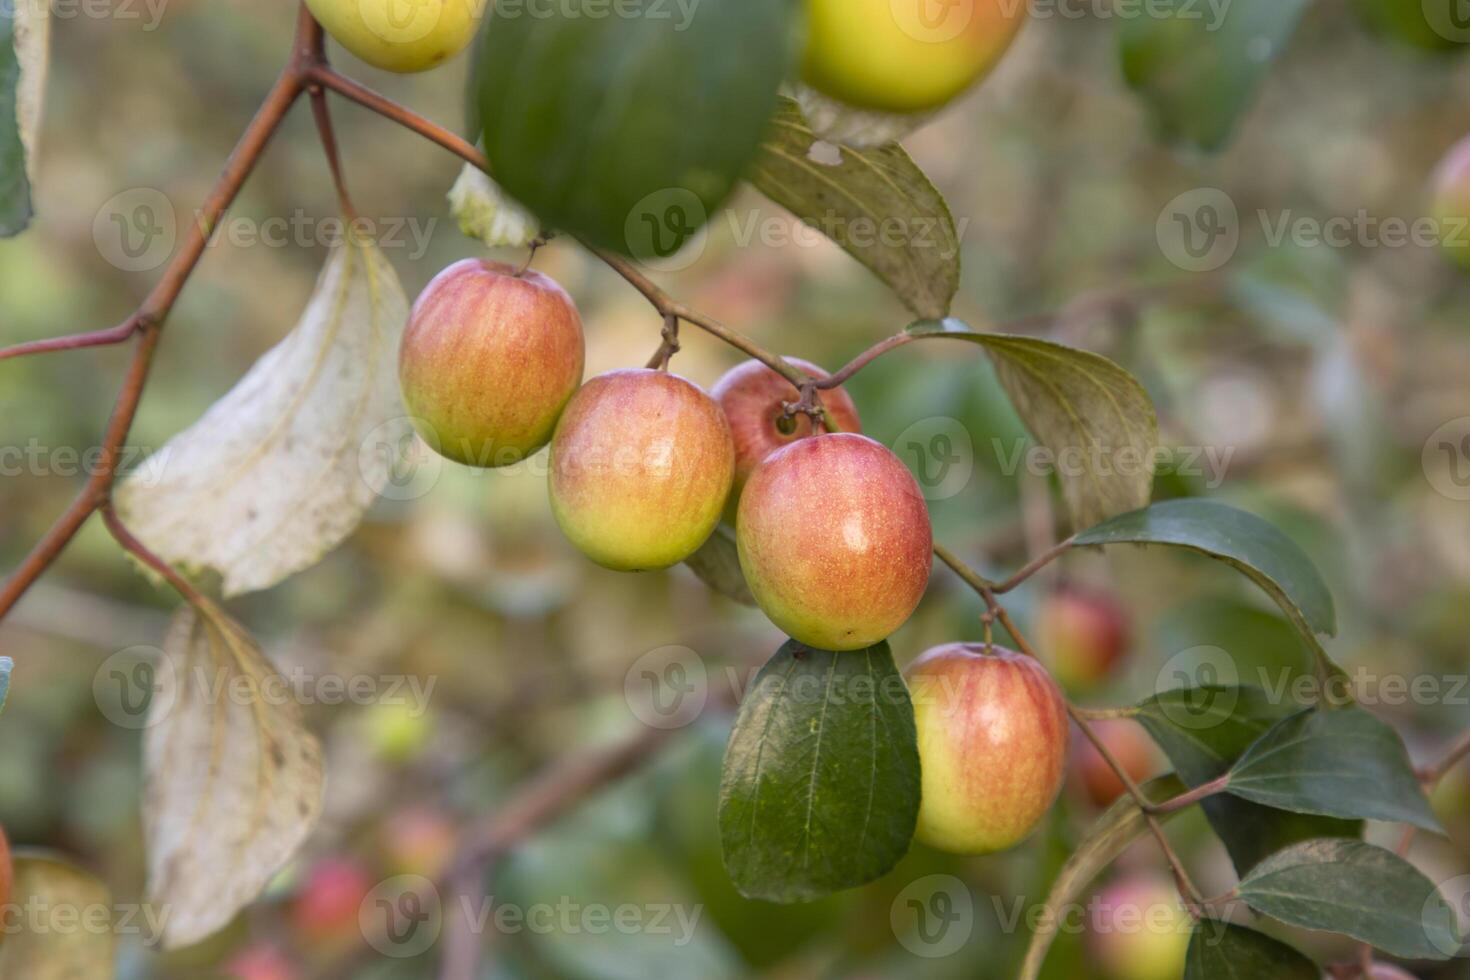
[1035,584,1132,691]
[905,644,1067,854]
[801,0,1028,114]
[549,369,735,571]
[399,259,584,468]
[1087,875,1191,980]
[737,433,931,651]
[711,357,861,521]
[305,0,482,74]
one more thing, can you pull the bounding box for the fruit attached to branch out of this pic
[905,644,1068,854]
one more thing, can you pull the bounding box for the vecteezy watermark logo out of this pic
[624,645,708,729]
[362,875,443,957]
[94,188,177,273]
[1424,0,1470,44]
[1424,417,1470,502]
[93,646,176,730]
[891,874,974,958]
[1427,874,1470,958]
[890,0,974,44]
[359,417,443,502]
[495,0,702,29]
[1153,646,1240,729]
[1156,188,1239,273]
[624,188,710,273]
[0,0,170,31]
[893,417,975,501]
[360,0,457,44]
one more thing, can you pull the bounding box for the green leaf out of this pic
[1075,499,1341,680]
[1226,708,1440,831]
[1119,0,1309,151]
[1237,839,1460,960]
[1184,922,1318,980]
[476,0,795,257]
[907,319,1159,530]
[0,0,48,236]
[1136,686,1360,875]
[747,98,959,319]
[1018,776,1185,980]
[718,640,919,903]
[684,524,756,607]
[0,852,115,979]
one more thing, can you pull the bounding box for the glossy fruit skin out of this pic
[1088,875,1191,980]
[400,259,584,468]
[1367,965,1420,980]
[292,857,375,944]
[305,0,482,73]
[801,0,1027,114]
[737,433,931,651]
[905,645,1067,853]
[1072,719,1162,809]
[1433,135,1470,270]
[550,370,735,571]
[1035,585,1131,690]
[711,358,862,522]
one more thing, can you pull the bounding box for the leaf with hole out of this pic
[1075,499,1342,681]
[1136,686,1360,875]
[748,98,959,320]
[145,600,325,948]
[0,0,48,236]
[1225,707,1439,831]
[1183,922,1318,980]
[116,230,411,597]
[1237,839,1460,960]
[1017,775,1185,980]
[718,640,919,903]
[907,319,1159,530]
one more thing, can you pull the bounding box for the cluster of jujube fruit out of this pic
[398,260,1142,857]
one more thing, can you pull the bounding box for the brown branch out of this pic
[991,536,1076,594]
[0,14,314,621]
[0,315,142,363]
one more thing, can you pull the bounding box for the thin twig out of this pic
[0,315,142,363]
[0,19,311,619]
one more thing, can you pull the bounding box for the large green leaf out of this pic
[1184,922,1318,980]
[1237,839,1459,961]
[1226,708,1439,831]
[907,319,1159,530]
[1136,686,1360,875]
[747,98,959,319]
[1017,776,1185,980]
[0,0,47,236]
[1075,499,1340,679]
[1120,0,1310,151]
[718,640,920,902]
[475,0,795,257]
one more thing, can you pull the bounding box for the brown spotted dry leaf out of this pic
[145,601,324,948]
[0,853,114,978]
[116,231,411,597]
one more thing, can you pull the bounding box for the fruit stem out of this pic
[644,313,681,370]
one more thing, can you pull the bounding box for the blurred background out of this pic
[4,0,1470,977]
